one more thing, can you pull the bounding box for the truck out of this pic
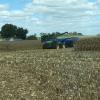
[42,37,79,49]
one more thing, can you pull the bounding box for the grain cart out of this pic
[42,37,79,49]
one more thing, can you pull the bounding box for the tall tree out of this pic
[16,27,28,39]
[0,24,17,39]
[0,24,28,40]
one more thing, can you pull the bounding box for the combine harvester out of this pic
[42,37,80,49]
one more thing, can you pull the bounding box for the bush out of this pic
[74,37,100,51]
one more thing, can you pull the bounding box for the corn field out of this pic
[0,49,100,100]
[74,37,100,51]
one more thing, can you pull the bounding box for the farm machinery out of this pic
[42,37,79,49]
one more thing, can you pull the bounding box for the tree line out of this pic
[0,23,83,41]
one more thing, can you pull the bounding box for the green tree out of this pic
[40,32,59,42]
[0,24,28,40]
[40,32,65,42]
[26,34,38,40]
[16,27,28,40]
[97,34,100,36]
[78,33,83,36]
[0,24,17,39]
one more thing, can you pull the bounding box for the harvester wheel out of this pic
[63,45,65,49]
[56,45,59,49]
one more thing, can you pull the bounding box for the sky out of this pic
[0,0,100,35]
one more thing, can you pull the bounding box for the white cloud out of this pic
[0,0,100,35]
[0,4,9,11]
[32,0,97,9]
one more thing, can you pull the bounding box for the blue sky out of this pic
[0,0,99,35]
